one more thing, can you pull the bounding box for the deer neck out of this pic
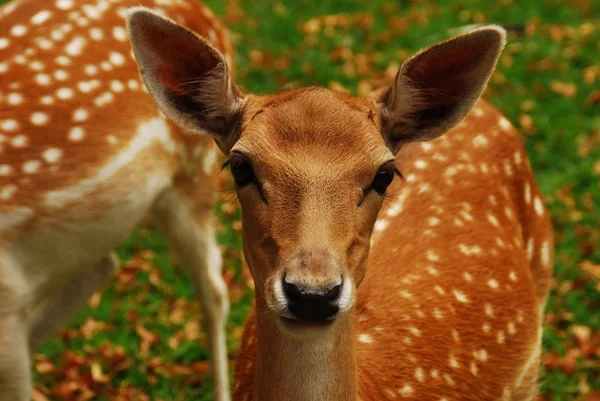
[253,296,358,401]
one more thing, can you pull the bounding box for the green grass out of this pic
[2,0,599,400]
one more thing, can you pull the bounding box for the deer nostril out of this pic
[282,278,343,321]
[283,281,303,302]
[325,284,342,301]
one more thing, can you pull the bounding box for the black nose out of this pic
[283,279,342,321]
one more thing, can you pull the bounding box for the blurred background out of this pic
[1,0,598,400]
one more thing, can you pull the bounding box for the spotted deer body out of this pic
[0,1,233,400]
[125,10,553,401]
[233,98,553,401]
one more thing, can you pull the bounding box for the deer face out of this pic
[229,89,394,330]
[127,8,506,335]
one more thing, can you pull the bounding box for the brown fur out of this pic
[0,1,234,400]
[123,12,552,401]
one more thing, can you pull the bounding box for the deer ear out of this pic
[126,7,243,151]
[378,26,506,153]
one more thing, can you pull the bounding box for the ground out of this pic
[1,0,599,400]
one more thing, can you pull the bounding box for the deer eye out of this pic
[228,153,256,188]
[371,163,395,195]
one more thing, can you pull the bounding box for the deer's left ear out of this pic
[378,26,506,153]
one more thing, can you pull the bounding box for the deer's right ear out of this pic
[126,8,244,151]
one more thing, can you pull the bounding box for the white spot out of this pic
[10,25,28,37]
[408,326,421,337]
[463,272,473,283]
[484,303,494,317]
[374,219,389,233]
[508,271,517,281]
[84,64,98,76]
[398,384,414,397]
[540,240,551,268]
[487,279,499,289]
[487,214,500,228]
[482,323,491,333]
[127,79,140,90]
[56,0,74,10]
[22,160,42,174]
[473,349,488,362]
[524,182,531,204]
[55,55,72,66]
[94,92,115,107]
[430,369,440,379]
[428,216,440,227]
[110,80,125,92]
[472,134,488,147]
[0,165,13,176]
[45,118,176,207]
[358,334,373,344]
[399,290,413,299]
[0,38,9,49]
[54,70,69,81]
[100,61,112,71]
[107,135,117,144]
[414,159,427,169]
[35,73,52,86]
[426,250,440,262]
[0,185,17,201]
[470,362,478,376]
[420,143,432,151]
[7,93,24,105]
[30,112,49,126]
[109,52,126,66]
[10,135,28,147]
[432,307,443,320]
[32,10,53,25]
[414,367,424,383]
[434,285,445,295]
[65,37,86,56]
[514,152,522,165]
[68,126,85,141]
[473,107,484,117]
[73,108,89,122]
[113,26,127,41]
[42,148,63,163]
[499,117,511,131]
[56,87,74,100]
[533,196,544,216]
[40,95,54,105]
[526,238,534,261]
[426,266,439,276]
[448,353,460,369]
[458,243,482,256]
[453,289,468,303]
[0,62,8,73]
[89,28,104,41]
[507,322,517,335]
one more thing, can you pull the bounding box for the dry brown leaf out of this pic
[550,81,577,98]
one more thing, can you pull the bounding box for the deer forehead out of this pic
[237,89,390,173]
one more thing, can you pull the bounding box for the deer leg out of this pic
[28,253,119,351]
[154,189,230,401]
[0,312,30,401]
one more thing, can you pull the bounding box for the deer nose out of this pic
[283,278,342,321]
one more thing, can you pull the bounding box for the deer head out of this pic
[127,8,506,338]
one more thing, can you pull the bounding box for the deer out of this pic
[0,1,235,400]
[126,9,554,401]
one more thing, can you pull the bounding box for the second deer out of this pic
[0,1,232,400]
[128,9,553,401]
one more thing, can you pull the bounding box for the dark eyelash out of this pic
[395,168,404,181]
